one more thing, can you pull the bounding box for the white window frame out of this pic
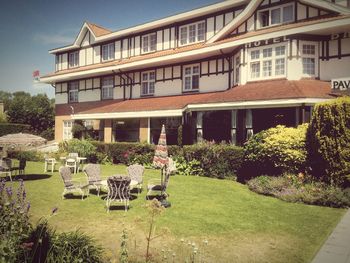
[301,41,318,77]
[248,43,287,81]
[68,51,79,68]
[102,43,115,62]
[101,76,114,100]
[142,33,157,54]
[258,3,294,29]
[141,71,155,96]
[179,21,205,46]
[183,64,200,91]
[63,120,73,140]
[68,81,79,103]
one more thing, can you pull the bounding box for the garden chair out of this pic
[0,158,12,181]
[11,158,26,176]
[44,155,57,173]
[168,157,177,175]
[146,165,171,200]
[83,163,104,196]
[126,164,145,194]
[105,176,131,212]
[59,166,89,200]
[65,156,78,174]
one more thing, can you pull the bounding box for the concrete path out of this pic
[312,209,350,263]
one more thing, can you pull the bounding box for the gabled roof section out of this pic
[49,0,248,54]
[49,22,112,54]
[207,0,350,44]
[86,22,112,37]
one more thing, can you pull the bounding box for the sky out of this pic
[0,0,219,99]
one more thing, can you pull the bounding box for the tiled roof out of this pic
[56,79,332,116]
[86,22,112,37]
[43,14,348,79]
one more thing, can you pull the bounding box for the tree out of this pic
[0,91,13,111]
[7,92,54,139]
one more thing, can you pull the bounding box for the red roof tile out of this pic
[56,79,332,116]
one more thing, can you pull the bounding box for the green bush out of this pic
[240,124,308,181]
[60,139,97,162]
[47,230,104,263]
[247,174,350,208]
[307,97,350,186]
[7,150,44,162]
[182,142,243,179]
[0,123,31,136]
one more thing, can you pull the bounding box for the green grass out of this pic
[5,161,346,262]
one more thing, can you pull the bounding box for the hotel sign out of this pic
[245,36,288,48]
[332,78,350,91]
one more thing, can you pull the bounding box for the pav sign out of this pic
[331,78,350,91]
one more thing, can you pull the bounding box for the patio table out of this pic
[60,156,87,172]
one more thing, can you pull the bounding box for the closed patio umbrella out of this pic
[153,124,169,187]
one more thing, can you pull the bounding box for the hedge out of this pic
[182,142,244,179]
[307,97,350,186]
[60,140,243,179]
[239,124,308,181]
[0,123,31,137]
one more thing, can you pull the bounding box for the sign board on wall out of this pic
[331,78,350,91]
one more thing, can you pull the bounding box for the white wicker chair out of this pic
[127,164,145,194]
[59,166,89,200]
[83,163,104,196]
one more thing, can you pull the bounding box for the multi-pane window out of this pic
[142,33,157,53]
[249,45,286,80]
[302,44,316,76]
[258,4,294,28]
[183,65,199,91]
[63,121,73,140]
[68,51,79,68]
[102,43,115,61]
[141,71,155,95]
[179,21,205,46]
[68,81,79,103]
[101,76,114,100]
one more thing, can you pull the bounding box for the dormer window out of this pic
[142,33,157,53]
[179,21,205,46]
[258,4,294,28]
[102,43,115,61]
[68,51,79,68]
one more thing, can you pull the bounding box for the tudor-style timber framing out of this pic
[40,0,350,144]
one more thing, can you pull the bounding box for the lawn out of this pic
[6,161,346,263]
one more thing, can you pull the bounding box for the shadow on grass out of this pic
[63,193,88,200]
[17,174,52,181]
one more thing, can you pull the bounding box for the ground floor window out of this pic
[202,111,232,143]
[63,120,73,140]
[150,117,181,145]
[114,119,140,142]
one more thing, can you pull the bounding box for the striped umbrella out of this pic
[153,124,169,168]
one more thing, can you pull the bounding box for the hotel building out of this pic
[40,0,350,145]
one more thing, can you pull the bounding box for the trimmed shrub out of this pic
[240,124,308,181]
[182,142,243,179]
[307,97,350,186]
[247,174,350,208]
[7,150,44,162]
[0,123,31,136]
[60,139,97,162]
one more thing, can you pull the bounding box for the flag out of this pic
[33,70,40,82]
